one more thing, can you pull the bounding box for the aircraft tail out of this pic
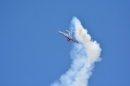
[66,30,71,35]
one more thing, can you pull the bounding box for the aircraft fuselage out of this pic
[58,30,79,43]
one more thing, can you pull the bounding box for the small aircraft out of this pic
[58,30,79,44]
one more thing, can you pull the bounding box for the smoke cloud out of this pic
[51,17,101,86]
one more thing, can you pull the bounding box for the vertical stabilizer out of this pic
[66,30,71,35]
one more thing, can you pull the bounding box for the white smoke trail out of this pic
[51,17,101,86]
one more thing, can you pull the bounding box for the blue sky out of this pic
[0,0,130,86]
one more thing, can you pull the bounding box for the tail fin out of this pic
[66,30,71,35]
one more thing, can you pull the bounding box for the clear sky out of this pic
[0,0,130,86]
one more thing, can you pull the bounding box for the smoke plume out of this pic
[51,17,101,86]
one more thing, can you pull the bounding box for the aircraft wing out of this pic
[58,31,69,38]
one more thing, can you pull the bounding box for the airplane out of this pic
[58,30,79,44]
